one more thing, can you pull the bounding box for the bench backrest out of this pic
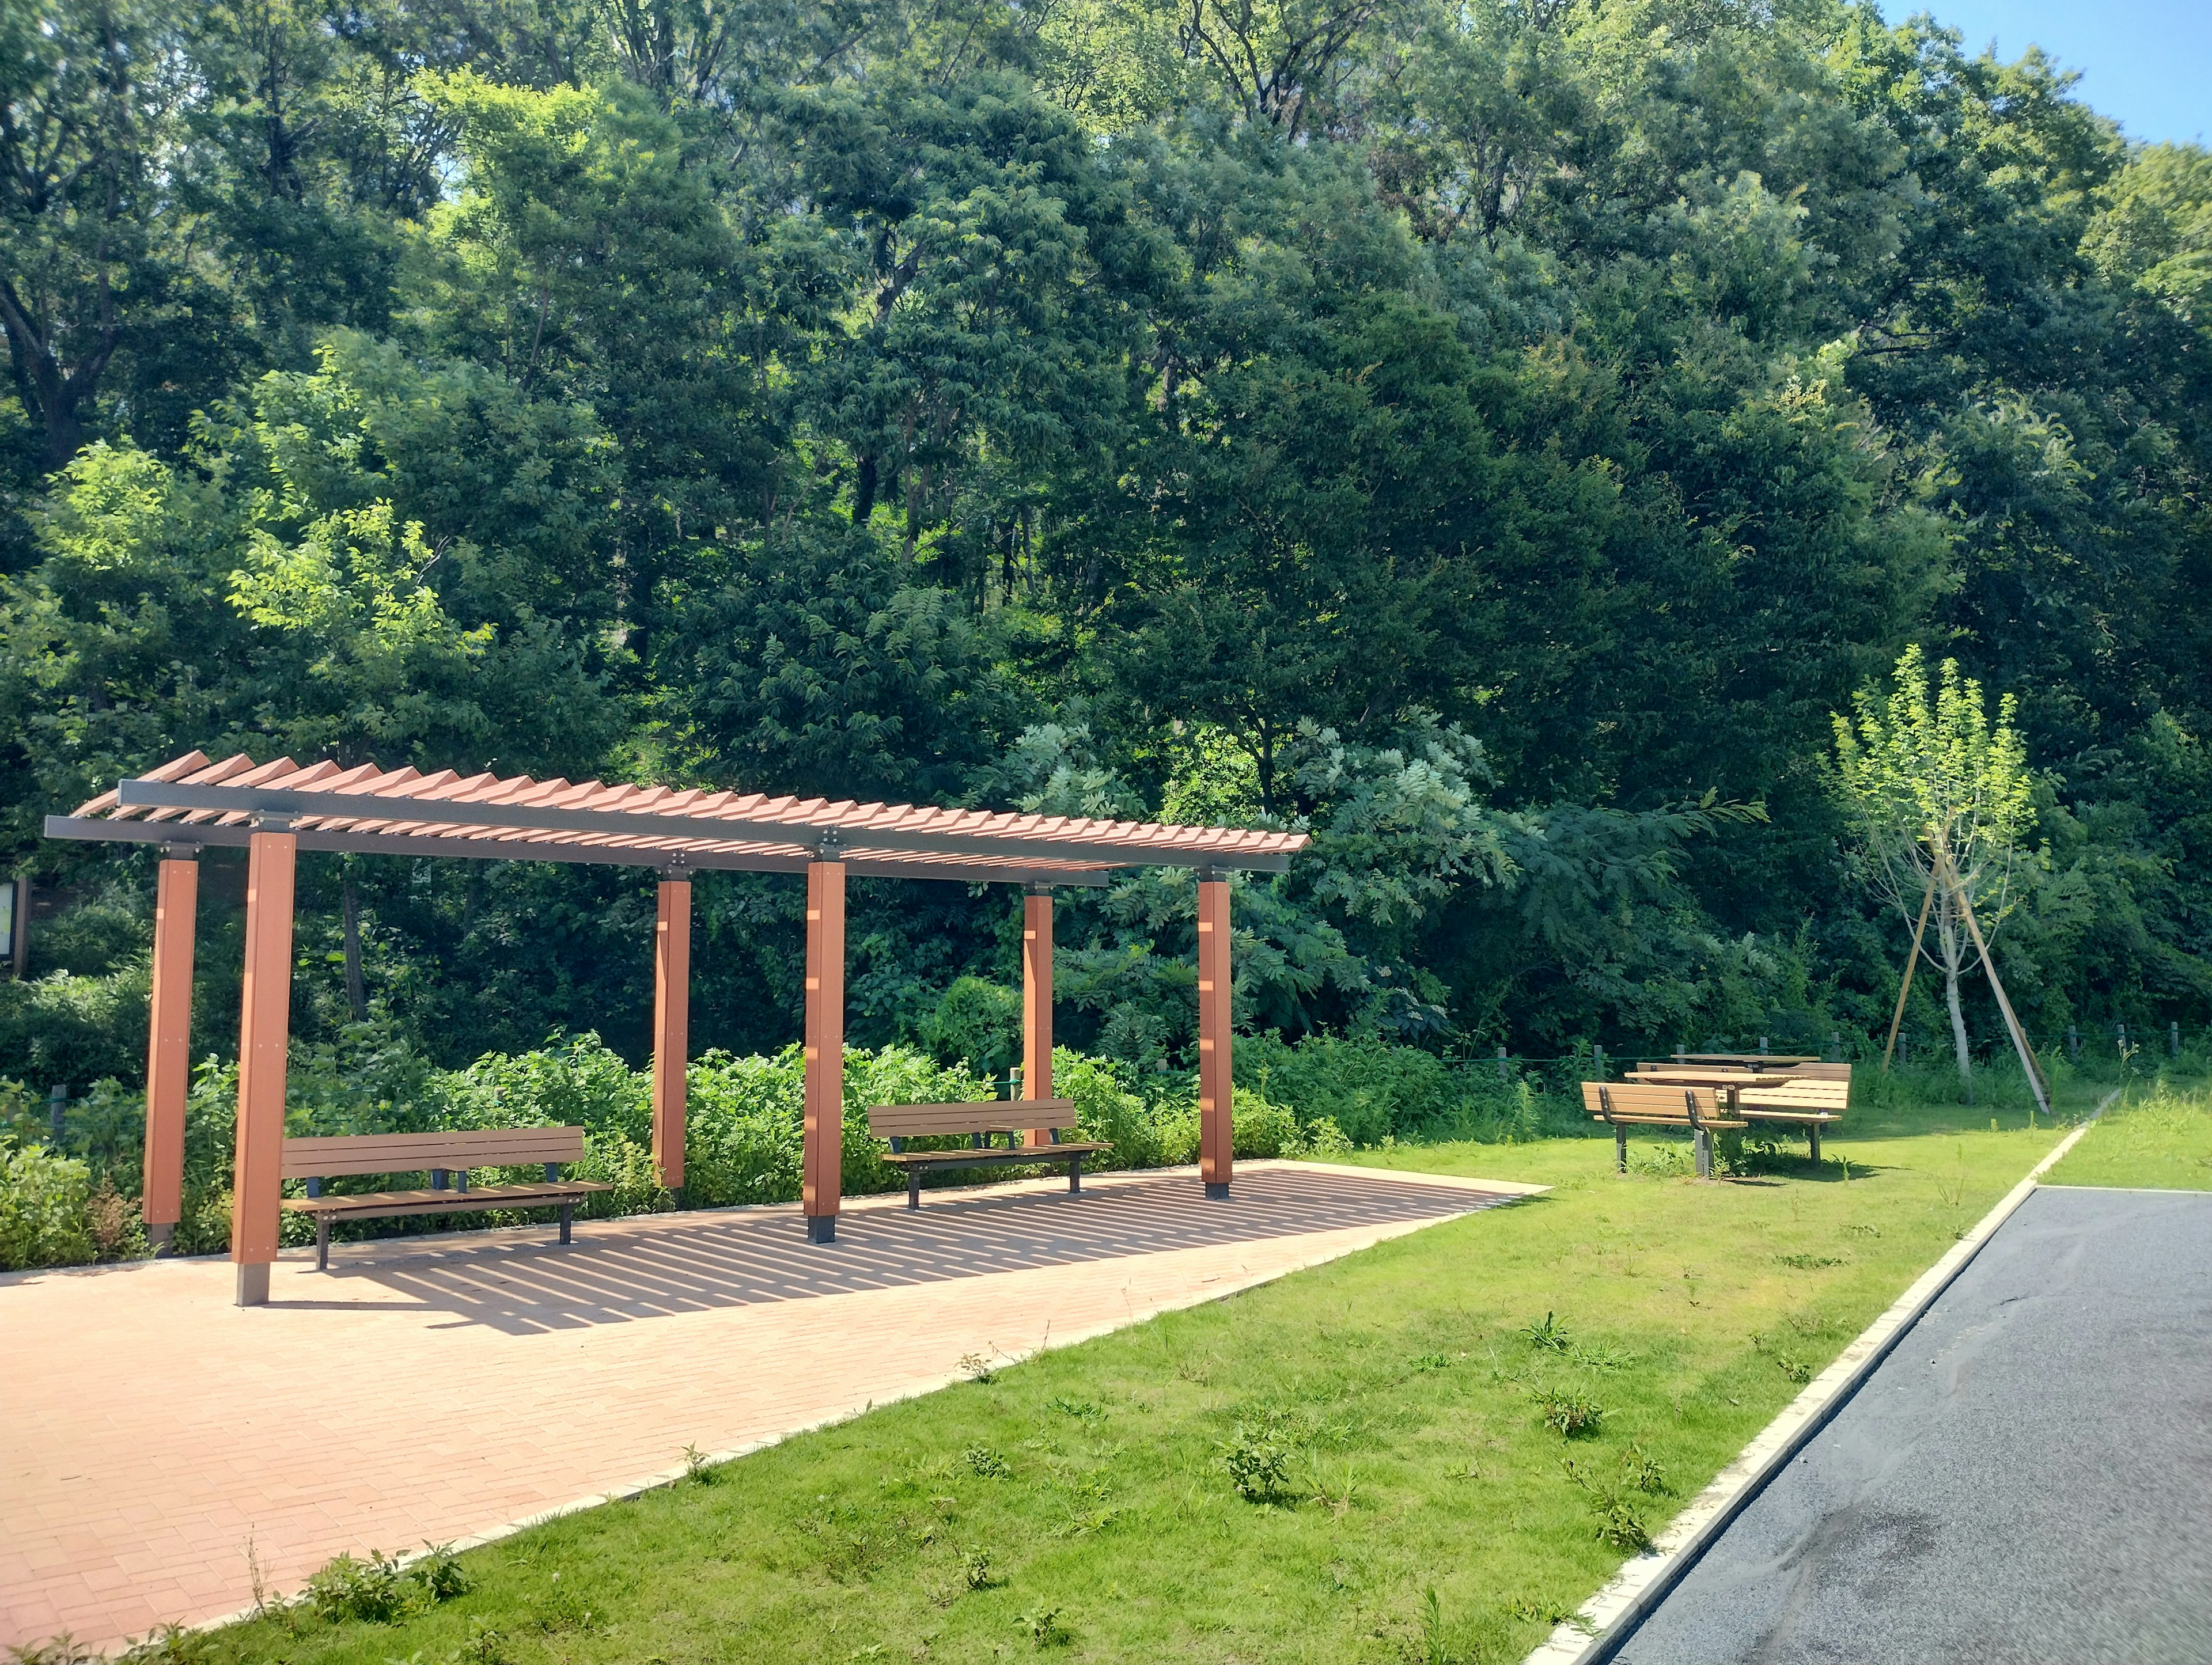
[1777,1061,1851,1082]
[867,1099,1078,1139]
[281,1126,588,1179]
[1582,1080,1721,1120]
[1737,1080,1850,1112]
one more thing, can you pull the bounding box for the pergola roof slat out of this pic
[48,749,1305,886]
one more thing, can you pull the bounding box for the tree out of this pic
[1834,646,2041,1107]
[0,0,188,469]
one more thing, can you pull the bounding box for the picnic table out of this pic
[1627,1064,1849,1160]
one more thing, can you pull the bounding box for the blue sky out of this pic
[1896,0,2209,145]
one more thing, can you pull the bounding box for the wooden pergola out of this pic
[47,752,1306,1305]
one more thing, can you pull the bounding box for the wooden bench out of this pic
[281,1127,612,1270]
[869,1100,1109,1210]
[1582,1081,1745,1178]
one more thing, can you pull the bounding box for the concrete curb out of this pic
[1520,1090,2123,1665]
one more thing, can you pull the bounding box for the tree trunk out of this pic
[1937,901,1974,1104]
[341,875,368,1023]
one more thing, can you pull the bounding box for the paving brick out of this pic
[1,1162,1525,1653]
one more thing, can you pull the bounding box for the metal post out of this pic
[802,858,846,1242]
[232,822,297,1307]
[142,850,199,1250]
[1496,1045,1510,1083]
[2067,1025,2080,1064]
[2116,1023,2127,1057]
[47,1083,66,1148]
[1758,1036,1768,1056]
[1197,873,1232,1199]
[1828,1032,1840,1063]
[651,873,691,1192]
[1592,1044,1606,1080]
[1023,886,1054,1147]
[2172,1021,2181,1059]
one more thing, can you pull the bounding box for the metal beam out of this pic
[43,814,1114,888]
[111,779,1295,871]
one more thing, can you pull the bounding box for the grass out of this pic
[2044,1075,2212,1191]
[124,1086,2095,1665]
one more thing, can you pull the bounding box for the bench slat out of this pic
[868,1099,1078,1137]
[880,1143,1109,1167]
[282,1127,588,1178]
[281,1179,611,1222]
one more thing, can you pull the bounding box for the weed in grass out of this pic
[1017,1605,1071,1648]
[1774,1253,1843,1269]
[1937,1144,1970,1207]
[1751,1332,1816,1383]
[459,1619,507,1665]
[682,1442,715,1484]
[535,1572,595,1633]
[1503,1596,1592,1633]
[305,1550,412,1624]
[1419,1586,1450,1665]
[1592,1495,1653,1552]
[1562,1460,1654,1552]
[1532,1387,1604,1438]
[1047,1396,1103,1421]
[964,1446,1012,1478]
[1221,1423,1293,1500]
[412,1544,469,1603]
[1410,1351,1450,1371]
[1630,1143,1693,1178]
[1620,1443,1670,1495]
[957,1352,997,1385]
[1847,1222,1882,1237]
[1308,1458,1361,1515]
[1521,1312,1573,1354]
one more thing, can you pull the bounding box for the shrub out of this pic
[1230,1087,1297,1158]
[1221,1422,1291,1500]
[304,1549,412,1623]
[0,1138,95,1270]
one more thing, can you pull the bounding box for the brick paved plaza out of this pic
[0,1161,1536,1655]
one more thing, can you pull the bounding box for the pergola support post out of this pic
[802,858,846,1243]
[141,848,199,1251]
[1198,873,1232,1199]
[232,823,297,1306]
[652,873,691,1192]
[1023,885,1054,1146]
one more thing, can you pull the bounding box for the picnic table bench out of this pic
[281,1127,611,1270]
[1582,1080,1745,1178]
[1631,1061,1853,1161]
[869,1100,1110,1209]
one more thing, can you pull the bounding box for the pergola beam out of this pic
[142,853,196,1250]
[1022,886,1054,1147]
[43,816,1115,889]
[109,780,1298,873]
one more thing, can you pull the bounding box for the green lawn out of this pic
[2043,1075,2212,1191]
[157,1093,2086,1665]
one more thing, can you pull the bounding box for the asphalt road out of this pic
[1611,1185,2212,1665]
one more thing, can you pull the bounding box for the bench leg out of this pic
[1809,1125,1822,1165]
[316,1216,330,1273]
[908,1169,923,1211]
[1694,1128,1713,1180]
[559,1203,573,1245]
[1614,1125,1628,1174]
[1069,1155,1083,1196]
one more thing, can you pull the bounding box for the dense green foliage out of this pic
[3,0,2208,1091]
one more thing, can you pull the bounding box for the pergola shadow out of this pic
[297,1166,1510,1336]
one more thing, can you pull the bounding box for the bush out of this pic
[0,1137,96,1270]
[1230,1087,1297,1158]
[0,964,153,1093]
